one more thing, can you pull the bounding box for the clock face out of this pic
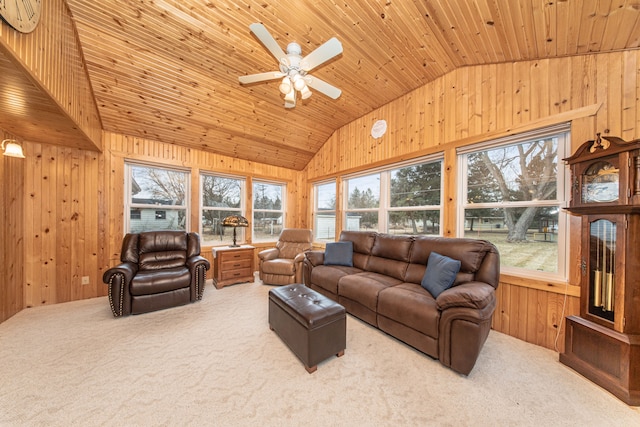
[0,0,42,34]
[581,161,619,203]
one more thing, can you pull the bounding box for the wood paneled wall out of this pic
[0,132,25,323]
[1,131,301,315]
[22,143,101,307]
[302,50,640,352]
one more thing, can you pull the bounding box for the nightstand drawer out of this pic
[220,267,252,282]
[219,251,252,262]
[221,258,251,270]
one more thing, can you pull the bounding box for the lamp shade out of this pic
[222,215,249,227]
[222,215,249,247]
[1,139,25,158]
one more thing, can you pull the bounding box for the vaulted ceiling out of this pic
[57,1,640,169]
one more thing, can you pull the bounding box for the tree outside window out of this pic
[343,158,443,235]
[459,127,569,276]
[346,174,380,231]
[201,174,244,246]
[389,161,442,235]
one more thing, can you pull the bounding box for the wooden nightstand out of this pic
[212,245,255,289]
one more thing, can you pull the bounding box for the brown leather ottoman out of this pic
[269,284,346,373]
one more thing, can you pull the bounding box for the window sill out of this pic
[499,273,580,297]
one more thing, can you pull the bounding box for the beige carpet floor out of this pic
[1,279,639,426]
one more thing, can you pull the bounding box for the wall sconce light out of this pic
[221,215,249,247]
[1,139,25,158]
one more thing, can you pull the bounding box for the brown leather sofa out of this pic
[258,228,313,286]
[103,231,210,317]
[303,230,500,375]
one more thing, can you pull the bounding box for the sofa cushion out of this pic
[324,241,354,266]
[421,252,461,298]
[310,265,362,296]
[365,234,413,280]
[130,266,191,296]
[339,231,376,269]
[261,258,295,275]
[409,236,493,272]
[338,272,401,311]
[377,283,439,338]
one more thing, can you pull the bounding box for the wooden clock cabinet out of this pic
[560,134,640,406]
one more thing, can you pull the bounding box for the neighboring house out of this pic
[130,197,183,233]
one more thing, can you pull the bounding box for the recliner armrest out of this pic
[186,255,210,271]
[293,252,307,263]
[258,248,280,261]
[102,261,138,285]
[436,282,495,311]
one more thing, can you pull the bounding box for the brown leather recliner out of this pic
[258,228,313,286]
[103,231,210,317]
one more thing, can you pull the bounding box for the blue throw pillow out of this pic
[324,241,354,267]
[421,252,461,298]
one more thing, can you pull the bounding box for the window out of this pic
[343,157,443,235]
[201,173,245,246]
[313,181,337,242]
[457,124,570,278]
[253,181,285,242]
[125,163,189,233]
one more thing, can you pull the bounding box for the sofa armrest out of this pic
[304,250,325,267]
[436,282,495,311]
[258,247,280,261]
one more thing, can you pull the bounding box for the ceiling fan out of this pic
[239,23,343,108]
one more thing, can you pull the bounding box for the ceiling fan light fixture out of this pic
[292,74,306,91]
[300,86,312,100]
[284,88,296,103]
[279,77,292,94]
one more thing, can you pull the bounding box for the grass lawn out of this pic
[464,230,558,272]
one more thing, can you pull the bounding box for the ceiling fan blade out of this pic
[238,71,285,85]
[301,37,343,71]
[305,76,342,99]
[249,23,286,62]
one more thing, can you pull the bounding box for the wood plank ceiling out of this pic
[61,0,640,170]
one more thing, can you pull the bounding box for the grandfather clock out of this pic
[560,134,640,405]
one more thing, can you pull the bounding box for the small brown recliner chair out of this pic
[258,228,313,286]
[103,231,210,317]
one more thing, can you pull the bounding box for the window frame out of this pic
[312,180,337,242]
[342,155,444,235]
[199,172,246,246]
[124,161,190,234]
[456,123,571,280]
[252,179,287,243]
